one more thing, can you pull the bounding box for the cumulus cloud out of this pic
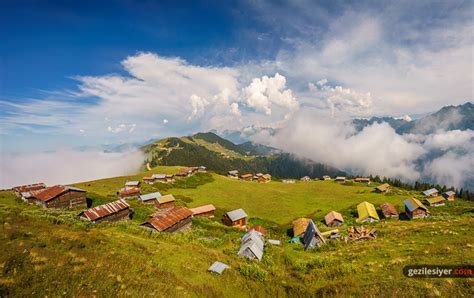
[243,73,299,116]
[424,152,474,189]
[0,149,145,189]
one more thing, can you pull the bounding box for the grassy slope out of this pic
[1,167,473,296]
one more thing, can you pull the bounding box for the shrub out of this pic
[239,263,268,282]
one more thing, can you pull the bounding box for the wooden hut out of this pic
[33,185,86,208]
[442,191,456,201]
[424,196,446,207]
[303,220,326,250]
[141,206,193,233]
[139,191,162,204]
[117,187,140,199]
[354,177,371,184]
[300,176,311,181]
[142,176,155,184]
[335,176,346,182]
[227,170,239,178]
[80,199,131,223]
[422,188,439,197]
[322,175,331,180]
[124,181,140,190]
[292,218,309,237]
[380,202,399,219]
[324,211,344,227]
[223,208,247,227]
[155,194,176,209]
[257,174,272,183]
[404,198,430,219]
[375,183,390,193]
[190,204,216,218]
[356,201,380,223]
[240,174,253,181]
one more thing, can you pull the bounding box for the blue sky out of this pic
[1,0,473,152]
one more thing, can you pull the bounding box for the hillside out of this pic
[1,168,473,296]
[141,132,344,178]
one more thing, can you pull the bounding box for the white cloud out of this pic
[425,152,474,189]
[0,149,145,188]
[107,123,136,134]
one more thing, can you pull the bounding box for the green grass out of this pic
[1,168,473,296]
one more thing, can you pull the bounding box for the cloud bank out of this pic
[0,149,144,189]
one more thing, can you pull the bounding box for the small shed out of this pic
[117,187,141,199]
[257,174,272,183]
[190,204,216,218]
[208,261,229,274]
[354,177,371,184]
[141,206,193,233]
[442,191,456,201]
[282,179,295,184]
[13,183,47,197]
[151,174,168,183]
[292,218,309,237]
[300,176,311,181]
[424,196,446,207]
[335,176,346,182]
[422,188,439,197]
[375,183,390,193]
[322,175,331,180]
[198,166,207,172]
[380,202,399,219]
[139,192,162,204]
[223,208,248,227]
[142,176,155,184]
[155,194,176,209]
[240,174,253,181]
[324,211,344,227]
[356,201,380,223]
[80,199,131,223]
[33,185,87,209]
[125,181,140,189]
[303,220,326,250]
[238,230,264,261]
[227,170,239,178]
[404,198,430,219]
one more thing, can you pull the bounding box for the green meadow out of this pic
[1,167,473,296]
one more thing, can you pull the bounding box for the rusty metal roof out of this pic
[190,204,216,215]
[118,187,140,196]
[240,174,253,178]
[354,177,370,182]
[13,183,47,193]
[142,206,193,232]
[250,224,267,236]
[34,185,68,202]
[380,202,399,216]
[324,211,344,225]
[82,199,130,221]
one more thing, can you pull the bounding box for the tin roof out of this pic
[357,201,380,222]
[125,181,140,186]
[241,230,264,251]
[303,220,325,250]
[443,191,455,196]
[237,241,263,261]
[228,170,239,175]
[208,261,229,274]
[422,188,438,196]
[13,183,47,193]
[151,174,166,179]
[190,204,216,215]
[425,196,445,205]
[376,183,390,191]
[226,208,247,221]
[335,176,346,180]
[404,197,429,212]
[157,194,175,204]
[292,218,309,236]
[240,174,253,178]
[35,185,84,202]
[380,202,399,216]
[142,206,193,232]
[82,199,130,221]
[354,177,370,182]
[324,211,344,225]
[139,191,162,201]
